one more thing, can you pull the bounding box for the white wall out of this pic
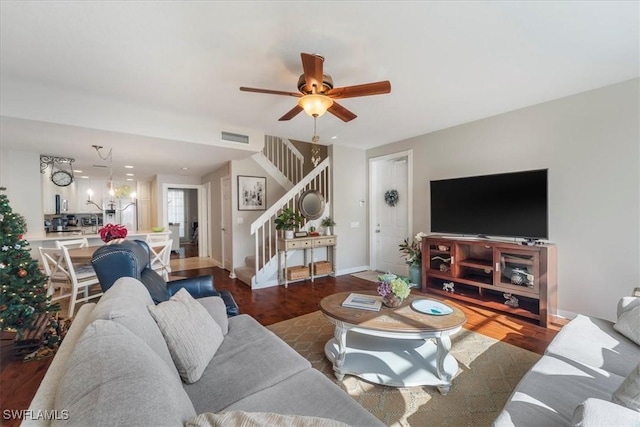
[330,145,369,274]
[230,156,287,272]
[367,79,640,321]
[0,150,43,238]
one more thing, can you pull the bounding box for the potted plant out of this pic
[377,274,411,308]
[275,207,303,239]
[398,232,427,285]
[98,223,128,244]
[320,216,336,236]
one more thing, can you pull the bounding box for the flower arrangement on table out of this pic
[98,223,128,243]
[377,273,411,308]
[398,232,427,266]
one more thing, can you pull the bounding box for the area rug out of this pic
[267,311,540,427]
[351,270,383,283]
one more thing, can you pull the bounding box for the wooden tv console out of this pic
[421,236,557,327]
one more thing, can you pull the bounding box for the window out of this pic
[167,189,185,238]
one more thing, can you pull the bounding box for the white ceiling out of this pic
[1,1,638,181]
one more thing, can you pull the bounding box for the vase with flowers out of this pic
[98,223,128,244]
[399,232,427,285]
[377,273,411,308]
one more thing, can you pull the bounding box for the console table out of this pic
[277,235,336,288]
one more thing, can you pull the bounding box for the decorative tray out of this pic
[411,299,453,316]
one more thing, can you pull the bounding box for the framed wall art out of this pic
[238,175,266,211]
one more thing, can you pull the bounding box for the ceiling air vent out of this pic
[221,131,249,144]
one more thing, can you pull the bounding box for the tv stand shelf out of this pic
[422,236,557,327]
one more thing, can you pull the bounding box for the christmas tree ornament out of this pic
[18,269,27,278]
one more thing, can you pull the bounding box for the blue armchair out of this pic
[91,240,239,316]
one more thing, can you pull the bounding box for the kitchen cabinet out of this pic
[42,174,77,214]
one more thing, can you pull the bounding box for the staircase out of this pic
[235,156,331,289]
[252,136,304,190]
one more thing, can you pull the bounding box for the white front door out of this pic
[370,151,413,276]
[221,176,233,273]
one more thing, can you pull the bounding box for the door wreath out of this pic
[384,190,399,207]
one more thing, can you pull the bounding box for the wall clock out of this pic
[51,170,73,187]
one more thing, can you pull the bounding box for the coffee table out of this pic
[319,291,467,394]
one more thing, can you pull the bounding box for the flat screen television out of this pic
[430,169,548,239]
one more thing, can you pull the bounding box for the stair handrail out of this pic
[263,136,304,186]
[281,138,304,161]
[251,157,330,235]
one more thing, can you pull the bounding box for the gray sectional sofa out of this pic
[24,278,383,426]
[494,292,640,426]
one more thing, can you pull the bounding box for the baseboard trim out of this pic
[336,265,370,276]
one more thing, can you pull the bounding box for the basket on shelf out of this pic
[286,265,310,281]
[311,261,332,275]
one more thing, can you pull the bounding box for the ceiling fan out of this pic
[240,53,391,122]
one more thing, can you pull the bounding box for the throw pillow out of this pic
[613,305,640,346]
[617,296,640,318]
[52,319,196,426]
[148,288,224,383]
[612,362,640,411]
[185,411,349,427]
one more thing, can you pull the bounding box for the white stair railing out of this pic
[250,157,331,287]
[263,136,304,185]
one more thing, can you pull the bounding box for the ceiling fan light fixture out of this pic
[298,94,333,117]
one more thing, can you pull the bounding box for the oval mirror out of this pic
[298,190,326,220]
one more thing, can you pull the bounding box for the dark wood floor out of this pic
[0,266,560,426]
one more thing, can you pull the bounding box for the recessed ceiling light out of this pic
[124,165,134,169]
[181,167,189,171]
[73,169,83,173]
[126,178,134,181]
[331,136,338,140]
[126,173,134,176]
[80,176,89,179]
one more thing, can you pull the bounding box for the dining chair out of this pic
[39,247,72,302]
[148,239,173,281]
[55,238,89,249]
[39,245,102,317]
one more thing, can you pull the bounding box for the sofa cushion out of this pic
[87,277,178,378]
[544,314,639,377]
[613,305,640,346]
[612,362,640,411]
[493,354,626,427]
[223,369,385,427]
[52,319,196,426]
[183,314,311,414]
[185,410,349,427]
[572,398,640,426]
[148,288,224,384]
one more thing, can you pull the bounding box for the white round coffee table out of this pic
[319,291,467,395]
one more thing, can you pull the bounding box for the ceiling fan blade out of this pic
[327,101,357,122]
[326,81,391,99]
[240,87,301,97]
[278,105,304,121]
[301,53,324,94]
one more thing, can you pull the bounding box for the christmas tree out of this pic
[0,187,57,337]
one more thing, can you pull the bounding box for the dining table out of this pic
[67,245,103,264]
